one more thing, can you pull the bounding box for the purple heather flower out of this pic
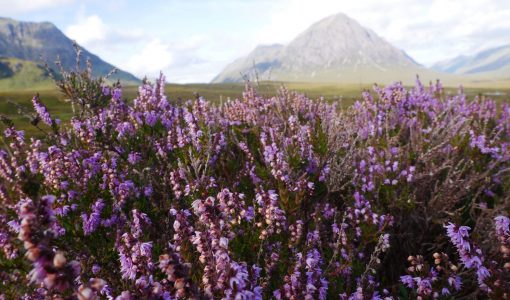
[445,222,491,291]
[81,199,105,235]
[495,215,509,243]
[127,152,141,165]
[117,122,134,138]
[32,95,53,126]
[144,111,158,127]
[92,264,101,274]
[119,251,136,280]
[143,186,153,197]
[112,88,122,100]
[400,275,414,288]
[140,241,152,257]
[445,223,471,252]
[416,278,432,296]
[132,209,151,238]
[102,86,110,96]
[448,276,462,291]
[476,266,490,283]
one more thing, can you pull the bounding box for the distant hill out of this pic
[212,13,442,84]
[0,57,54,90]
[432,45,510,79]
[0,17,140,86]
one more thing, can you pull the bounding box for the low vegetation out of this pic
[0,64,509,299]
[0,57,54,91]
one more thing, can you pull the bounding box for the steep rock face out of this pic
[0,17,139,84]
[282,13,417,70]
[212,13,427,83]
[432,45,510,78]
[212,44,284,82]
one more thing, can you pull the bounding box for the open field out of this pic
[1,80,510,136]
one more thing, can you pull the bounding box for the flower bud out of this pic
[44,273,57,289]
[175,278,186,290]
[77,287,93,300]
[23,241,35,250]
[90,278,106,290]
[26,247,40,261]
[152,282,162,294]
[69,260,81,275]
[21,218,32,227]
[53,252,67,268]
[177,289,187,298]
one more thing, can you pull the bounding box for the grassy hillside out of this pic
[0,17,140,85]
[0,57,54,90]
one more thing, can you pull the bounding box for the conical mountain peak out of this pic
[212,13,424,83]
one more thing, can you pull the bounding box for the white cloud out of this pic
[125,38,174,78]
[65,15,107,45]
[0,0,74,13]
[65,14,144,47]
[65,14,160,78]
[64,13,218,82]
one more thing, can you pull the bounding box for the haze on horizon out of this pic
[1,0,509,83]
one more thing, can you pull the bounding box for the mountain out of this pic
[431,55,470,74]
[213,44,285,82]
[432,45,510,79]
[212,13,435,84]
[0,17,140,85]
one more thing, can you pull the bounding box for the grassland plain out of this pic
[1,80,509,136]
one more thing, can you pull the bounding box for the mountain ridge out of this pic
[0,16,140,85]
[212,13,436,84]
[432,44,510,79]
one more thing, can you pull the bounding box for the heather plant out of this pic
[0,63,508,299]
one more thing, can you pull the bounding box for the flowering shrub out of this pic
[0,70,509,299]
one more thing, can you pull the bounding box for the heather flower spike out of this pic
[0,68,509,299]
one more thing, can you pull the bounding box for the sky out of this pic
[1,0,509,83]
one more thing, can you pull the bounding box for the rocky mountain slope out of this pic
[212,13,437,84]
[0,17,139,85]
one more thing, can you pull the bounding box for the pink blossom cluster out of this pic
[0,73,508,299]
